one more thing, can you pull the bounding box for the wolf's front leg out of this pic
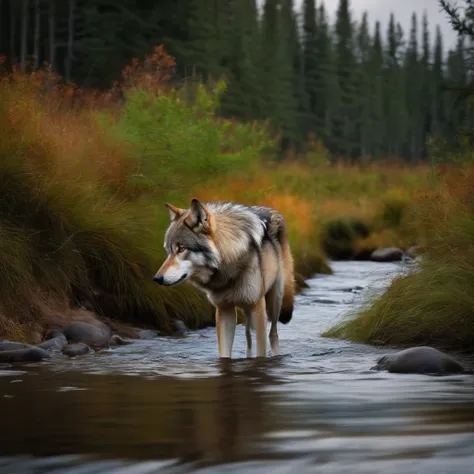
[215,305,236,358]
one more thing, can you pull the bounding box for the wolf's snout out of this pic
[153,275,164,285]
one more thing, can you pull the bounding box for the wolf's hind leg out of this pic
[244,310,253,358]
[265,276,283,357]
[215,305,236,359]
[253,297,267,358]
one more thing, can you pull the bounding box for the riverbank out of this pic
[0,48,433,342]
[325,165,474,352]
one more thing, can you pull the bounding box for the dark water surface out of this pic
[1,261,474,474]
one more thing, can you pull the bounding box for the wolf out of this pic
[153,198,295,359]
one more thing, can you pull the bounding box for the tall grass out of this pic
[0,47,435,341]
[325,165,474,351]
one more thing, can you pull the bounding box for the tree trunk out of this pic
[65,0,75,81]
[33,0,40,69]
[20,0,28,71]
[48,0,55,70]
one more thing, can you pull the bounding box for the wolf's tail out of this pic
[278,228,295,324]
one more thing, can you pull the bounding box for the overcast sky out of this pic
[290,0,459,51]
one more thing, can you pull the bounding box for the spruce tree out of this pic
[220,0,260,121]
[186,0,220,78]
[404,12,422,160]
[356,12,372,157]
[302,0,319,137]
[384,14,407,156]
[431,25,445,136]
[314,3,336,147]
[368,21,385,157]
[281,0,308,148]
[259,0,297,149]
[333,0,358,158]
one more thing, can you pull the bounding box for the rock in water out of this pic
[63,322,112,350]
[0,347,52,363]
[37,334,68,352]
[63,343,91,357]
[172,319,190,336]
[374,346,465,375]
[370,247,404,262]
[405,245,421,259]
[0,341,33,352]
[137,329,159,339]
[109,335,133,346]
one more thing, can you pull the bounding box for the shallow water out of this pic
[1,261,474,474]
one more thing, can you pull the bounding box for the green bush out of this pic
[100,81,276,198]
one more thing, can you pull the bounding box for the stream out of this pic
[1,261,474,474]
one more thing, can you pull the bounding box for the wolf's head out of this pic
[153,198,220,286]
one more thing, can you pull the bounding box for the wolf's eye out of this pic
[176,245,186,254]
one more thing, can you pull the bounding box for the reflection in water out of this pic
[1,358,288,469]
[1,262,474,474]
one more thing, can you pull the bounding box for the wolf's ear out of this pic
[165,203,184,221]
[187,198,210,232]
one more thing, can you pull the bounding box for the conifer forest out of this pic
[0,0,470,160]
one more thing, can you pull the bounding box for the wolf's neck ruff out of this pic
[154,199,295,359]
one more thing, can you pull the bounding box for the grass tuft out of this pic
[324,166,474,351]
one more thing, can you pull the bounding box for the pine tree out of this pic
[302,0,318,137]
[404,12,422,160]
[281,0,308,148]
[185,0,220,78]
[356,12,372,156]
[431,25,445,136]
[420,12,432,157]
[445,38,468,141]
[368,21,385,157]
[314,3,336,146]
[384,14,407,156]
[259,0,297,149]
[333,0,358,158]
[220,0,261,121]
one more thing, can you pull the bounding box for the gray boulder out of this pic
[0,341,33,352]
[37,333,68,352]
[63,322,112,350]
[373,346,465,375]
[371,247,404,262]
[0,347,52,363]
[63,343,91,357]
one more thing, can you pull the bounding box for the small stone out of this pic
[37,334,68,352]
[137,329,159,339]
[405,245,422,259]
[371,247,404,262]
[63,343,91,357]
[109,335,133,346]
[172,319,190,336]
